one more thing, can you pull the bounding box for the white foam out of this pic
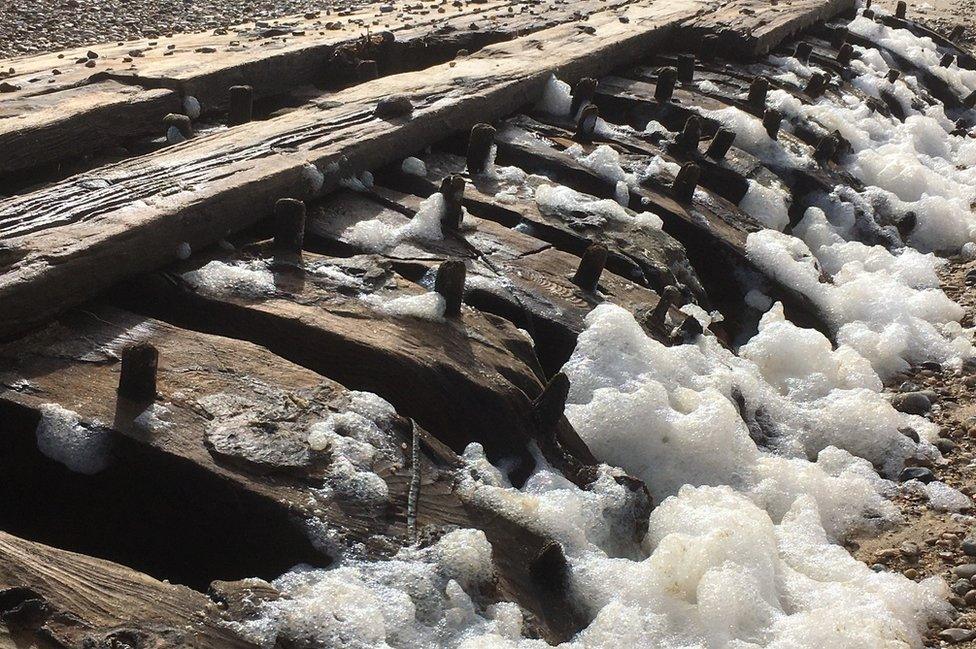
[535,74,573,117]
[344,192,445,251]
[35,403,112,474]
[535,184,662,230]
[182,259,276,298]
[739,179,791,231]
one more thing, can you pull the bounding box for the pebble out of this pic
[891,391,932,415]
[899,466,936,483]
[939,628,976,643]
[963,538,976,556]
[374,95,413,118]
[954,579,971,595]
[936,437,958,454]
[954,563,976,579]
[0,0,375,57]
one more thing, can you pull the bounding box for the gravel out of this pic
[0,0,367,58]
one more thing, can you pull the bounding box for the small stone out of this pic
[891,391,931,415]
[86,50,98,59]
[936,438,958,454]
[899,426,920,443]
[954,579,972,595]
[904,568,919,579]
[963,538,976,556]
[0,81,20,93]
[954,563,976,579]
[374,95,413,118]
[966,590,976,606]
[899,466,935,483]
[869,563,886,572]
[939,628,976,643]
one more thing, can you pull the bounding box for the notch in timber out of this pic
[570,77,598,117]
[671,162,700,203]
[705,128,735,160]
[228,85,254,126]
[747,76,769,112]
[950,25,965,41]
[358,60,379,81]
[533,372,569,434]
[574,104,599,143]
[439,175,466,230]
[895,0,907,18]
[274,198,307,253]
[435,259,466,317]
[655,66,677,103]
[118,343,158,402]
[572,243,608,292]
[466,123,496,176]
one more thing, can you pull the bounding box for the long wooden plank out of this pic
[0,306,591,642]
[0,531,255,649]
[0,0,632,176]
[0,0,706,340]
[681,0,855,57]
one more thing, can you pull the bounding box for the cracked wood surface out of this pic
[0,0,705,340]
[0,305,588,642]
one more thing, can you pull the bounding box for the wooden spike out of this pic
[435,259,466,317]
[530,540,568,592]
[572,243,609,292]
[163,113,192,138]
[814,135,837,164]
[940,53,955,67]
[118,342,158,402]
[570,77,598,117]
[705,128,735,160]
[574,104,599,143]
[862,8,875,18]
[762,109,781,139]
[886,68,901,83]
[655,66,677,102]
[837,42,854,66]
[439,175,466,230]
[274,198,306,253]
[466,123,496,175]
[794,41,813,63]
[228,85,253,126]
[533,372,570,433]
[675,115,701,152]
[895,0,906,18]
[747,76,769,110]
[672,162,701,202]
[671,315,703,344]
[950,24,965,41]
[649,285,683,326]
[804,72,827,98]
[676,54,695,82]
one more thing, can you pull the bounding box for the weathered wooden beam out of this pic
[0,531,256,649]
[0,0,705,340]
[0,306,591,642]
[0,0,650,177]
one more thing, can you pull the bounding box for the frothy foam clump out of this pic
[562,304,933,536]
[739,179,792,231]
[344,192,446,251]
[535,184,662,230]
[35,403,112,474]
[748,212,971,377]
[365,291,447,321]
[242,529,506,648]
[182,259,276,298]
